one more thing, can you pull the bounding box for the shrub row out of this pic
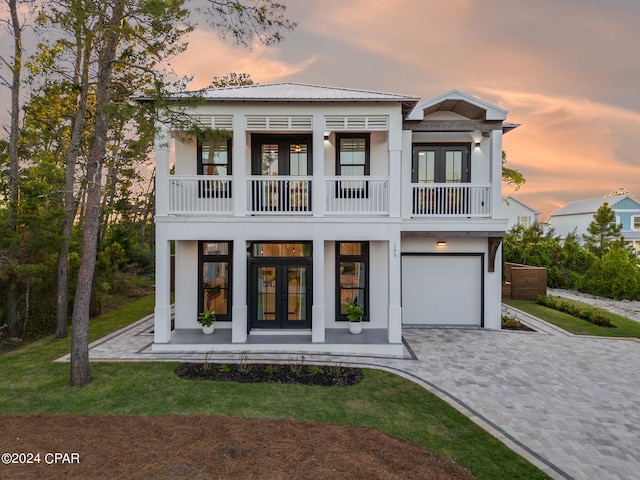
[536,295,613,327]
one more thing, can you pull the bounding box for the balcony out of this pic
[166,176,491,218]
[169,176,233,215]
[247,176,311,214]
[325,177,388,215]
[411,183,491,217]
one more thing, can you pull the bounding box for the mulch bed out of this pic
[502,322,535,332]
[1,415,476,479]
[174,362,363,387]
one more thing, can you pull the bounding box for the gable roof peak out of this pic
[407,89,508,121]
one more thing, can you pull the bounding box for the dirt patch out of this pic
[1,415,475,480]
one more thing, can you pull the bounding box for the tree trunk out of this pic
[56,37,92,338]
[6,0,23,338]
[70,0,125,387]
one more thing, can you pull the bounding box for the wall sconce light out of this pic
[437,240,447,247]
[324,134,330,141]
[470,131,482,148]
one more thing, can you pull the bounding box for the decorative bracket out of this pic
[488,237,502,273]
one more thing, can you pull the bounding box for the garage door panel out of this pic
[402,255,482,326]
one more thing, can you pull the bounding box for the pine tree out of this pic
[583,202,624,258]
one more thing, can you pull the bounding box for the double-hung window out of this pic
[198,138,232,197]
[336,242,369,322]
[336,134,369,198]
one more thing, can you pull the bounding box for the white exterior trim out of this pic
[150,85,512,356]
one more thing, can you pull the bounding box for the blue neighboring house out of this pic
[547,194,640,252]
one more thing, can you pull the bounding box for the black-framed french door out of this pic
[249,261,312,329]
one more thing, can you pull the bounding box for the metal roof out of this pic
[198,82,419,102]
[548,195,635,217]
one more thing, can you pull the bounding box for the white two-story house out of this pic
[149,83,516,357]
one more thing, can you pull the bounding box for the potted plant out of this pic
[198,310,216,334]
[346,301,364,334]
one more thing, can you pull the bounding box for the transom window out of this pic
[336,242,369,322]
[199,241,232,320]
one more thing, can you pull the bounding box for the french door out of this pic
[250,261,312,329]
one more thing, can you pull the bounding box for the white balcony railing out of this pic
[166,176,492,218]
[325,176,389,215]
[169,176,233,215]
[411,183,491,217]
[247,176,311,214]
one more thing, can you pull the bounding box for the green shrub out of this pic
[580,248,640,300]
[536,295,612,327]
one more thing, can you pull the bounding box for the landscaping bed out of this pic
[175,361,363,387]
[1,414,476,480]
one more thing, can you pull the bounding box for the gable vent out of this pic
[324,115,389,131]
[189,114,233,130]
[246,115,312,131]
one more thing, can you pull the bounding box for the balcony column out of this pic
[388,109,403,218]
[232,238,248,343]
[490,129,503,218]
[389,148,402,218]
[312,114,325,217]
[388,230,402,344]
[401,130,413,219]
[154,232,172,344]
[155,120,170,217]
[233,114,247,217]
[312,238,325,343]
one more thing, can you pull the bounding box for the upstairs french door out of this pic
[412,144,471,215]
[412,144,470,184]
[251,134,312,212]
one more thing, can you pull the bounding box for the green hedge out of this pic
[536,295,613,327]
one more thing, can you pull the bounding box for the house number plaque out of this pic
[392,243,398,257]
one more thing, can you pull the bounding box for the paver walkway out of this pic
[60,307,640,480]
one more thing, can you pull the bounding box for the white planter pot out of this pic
[202,324,215,335]
[348,321,362,335]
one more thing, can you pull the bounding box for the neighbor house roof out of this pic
[549,195,634,217]
[502,196,541,214]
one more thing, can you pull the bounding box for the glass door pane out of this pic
[445,151,463,183]
[287,266,307,322]
[417,151,435,183]
[257,266,277,322]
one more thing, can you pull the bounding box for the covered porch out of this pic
[151,327,404,357]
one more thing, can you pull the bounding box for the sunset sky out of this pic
[170,0,640,219]
[2,1,639,219]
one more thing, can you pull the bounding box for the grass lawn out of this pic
[506,299,640,338]
[0,295,549,480]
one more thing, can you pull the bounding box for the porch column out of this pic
[154,234,172,344]
[388,231,402,343]
[312,239,325,342]
[233,114,247,217]
[232,239,248,343]
[484,243,502,330]
[312,114,325,217]
[155,120,170,217]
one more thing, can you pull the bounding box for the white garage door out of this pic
[402,255,482,326]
